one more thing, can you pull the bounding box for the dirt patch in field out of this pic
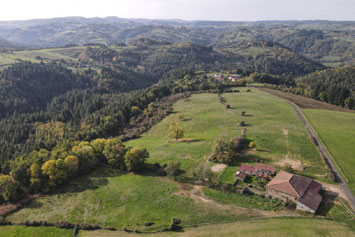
[173,182,300,218]
[277,157,303,172]
[211,164,227,172]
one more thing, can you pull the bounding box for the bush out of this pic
[241,111,246,116]
[165,161,181,179]
[284,164,294,173]
[249,142,255,148]
[240,121,246,126]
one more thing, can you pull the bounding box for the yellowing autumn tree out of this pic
[169,123,184,141]
[124,147,149,172]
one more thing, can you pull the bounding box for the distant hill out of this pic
[0,38,25,51]
[0,17,354,66]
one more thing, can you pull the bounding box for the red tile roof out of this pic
[267,171,323,209]
[240,164,256,173]
[256,163,276,173]
[297,189,323,211]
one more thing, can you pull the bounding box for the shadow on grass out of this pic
[51,167,122,195]
[229,153,272,166]
[180,138,205,143]
[316,189,338,216]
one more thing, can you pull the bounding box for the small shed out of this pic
[235,171,247,182]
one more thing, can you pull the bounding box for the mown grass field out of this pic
[0,226,72,237]
[6,168,251,231]
[302,109,355,195]
[79,218,354,237]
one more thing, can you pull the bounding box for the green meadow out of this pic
[126,93,240,172]
[0,226,72,237]
[6,168,251,231]
[127,90,328,181]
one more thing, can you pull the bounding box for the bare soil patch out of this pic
[277,157,303,172]
[211,164,227,172]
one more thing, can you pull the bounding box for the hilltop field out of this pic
[4,89,353,235]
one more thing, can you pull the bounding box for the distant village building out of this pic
[228,74,240,82]
[266,171,322,213]
[213,74,224,82]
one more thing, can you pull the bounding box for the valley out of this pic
[0,17,354,236]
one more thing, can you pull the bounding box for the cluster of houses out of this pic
[235,163,323,213]
[236,163,276,181]
[213,74,241,82]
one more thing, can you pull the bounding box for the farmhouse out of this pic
[256,163,276,175]
[228,74,240,81]
[213,74,224,82]
[239,163,276,180]
[240,164,256,176]
[266,171,322,213]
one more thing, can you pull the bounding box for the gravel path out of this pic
[288,101,355,211]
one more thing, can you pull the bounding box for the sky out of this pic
[0,0,354,21]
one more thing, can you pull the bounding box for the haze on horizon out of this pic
[0,0,355,22]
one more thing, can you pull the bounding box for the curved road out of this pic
[288,102,355,211]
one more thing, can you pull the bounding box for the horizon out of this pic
[0,0,355,22]
[1,15,355,24]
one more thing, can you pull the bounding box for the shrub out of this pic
[249,142,255,148]
[240,121,246,126]
[241,111,246,116]
[165,161,181,179]
[284,164,294,173]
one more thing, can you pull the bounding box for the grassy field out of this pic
[126,93,240,172]
[127,90,328,181]
[302,109,355,194]
[0,226,72,237]
[0,46,86,69]
[79,218,354,236]
[203,188,285,211]
[6,168,251,232]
